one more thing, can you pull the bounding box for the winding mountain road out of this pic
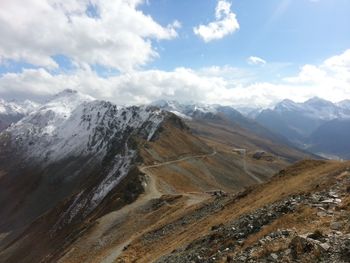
[99,149,217,263]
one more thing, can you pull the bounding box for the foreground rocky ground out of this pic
[155,164,350,263]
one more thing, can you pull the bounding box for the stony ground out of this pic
[156,169,350,263]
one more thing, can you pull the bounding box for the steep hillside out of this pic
[118,160,350,263]
[0,90,178,263]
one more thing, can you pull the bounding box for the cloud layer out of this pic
[1,49,350,108]
[0,1,349,108]
[193,0,239,42]
[0,0,179,72]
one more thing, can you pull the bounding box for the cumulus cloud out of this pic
[0,0,179,72]
[1,50,350,108]
[193,0,239,42]
[247,56,267,66]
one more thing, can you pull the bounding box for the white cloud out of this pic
[193,0,239,42]
[1,50,350,108]
[0,0,179,72]
[247,56,267,66]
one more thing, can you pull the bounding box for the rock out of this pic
[307,230,325,242]
[322,199,337,204]
[317,211,327,217]
[211,224,223,231]
[270,253,278,260]
[320,243,330,251]
[290,236,326,260]
[282,229,290,236]
[285,249,291,255]
[239,256,247,261]
[328,191,338,198]
[290,236,313,259]
[330,221,343,230]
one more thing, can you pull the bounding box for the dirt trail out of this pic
[99,150,218,263]
[234,148,263,184]
[60,150,217,263]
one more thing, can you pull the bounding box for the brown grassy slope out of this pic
[140,116,297,195]
[117,160,350,262]
[55,114,294,263]
[186,118,315,163]
[140,120,212,165]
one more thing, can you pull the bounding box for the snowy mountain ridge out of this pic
[151,99,220,119]
[274,97,350,120]
[5,90,165,166]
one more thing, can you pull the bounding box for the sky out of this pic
[0,0,349,108]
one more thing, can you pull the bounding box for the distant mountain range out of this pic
[255,97,350,159]
[1,96,349,160]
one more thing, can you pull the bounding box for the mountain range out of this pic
[0,91,349,262]
[255,97,350,159]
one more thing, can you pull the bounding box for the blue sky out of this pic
[0,0,349,107]
[142,0,350,73]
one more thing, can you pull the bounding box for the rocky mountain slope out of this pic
[256,97,350,159]
[119,160,350,263]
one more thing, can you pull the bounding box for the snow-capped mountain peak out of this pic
[9,89,96,138]
[274,99,300,112]
[337,99,350,110]
[42,89,95,118]
[7,90,165,166]
[272,97,347,120]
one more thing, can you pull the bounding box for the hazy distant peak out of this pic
[337,99,350,109]
[304,97,333,107]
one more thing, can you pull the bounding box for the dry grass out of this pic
[119,160,350,262]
